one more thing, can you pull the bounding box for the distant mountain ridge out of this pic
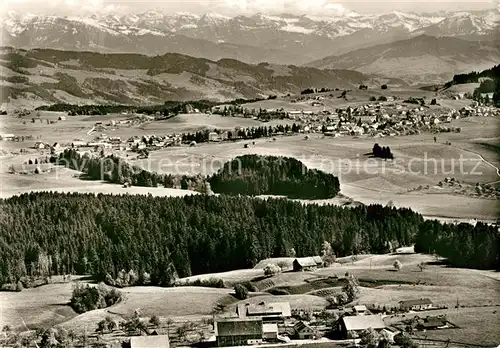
[2,9,499,65]
[306,35,500,84]
[1,48,400,108]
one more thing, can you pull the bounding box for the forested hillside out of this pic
[0,193,498,288]
[58,151,339,199]
[209,155,340,199]
[415,220,499,269]
[450,64,500,106]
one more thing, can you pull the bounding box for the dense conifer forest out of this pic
[209,155,340,199]
[57,149,207,191]
[57,151,339,199]
[415,220,499,270]
[0,192,498,288]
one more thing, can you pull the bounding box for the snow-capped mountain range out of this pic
[2,9,499,65]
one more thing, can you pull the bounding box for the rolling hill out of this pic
[306,35,500,84]
[0,47,396,108]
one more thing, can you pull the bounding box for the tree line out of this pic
[57,149,208,191]
[209,154,340,199]
[0,193,422,287]
[372,144,394,159]
[450,64,500,107]
[415,220,499,270]
[181,124,301,143]
[1,192,497,289]
[35,98,265,116]
[57,150,337,199]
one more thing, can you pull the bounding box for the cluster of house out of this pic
[213,297,440,347]
[215,301,316,347]
[121,297,441,348]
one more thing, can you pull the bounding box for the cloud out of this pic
[0,0,494,16]
[1,0,124,16]
[213,0,350,16]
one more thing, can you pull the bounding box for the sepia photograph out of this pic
[0,0,499,347]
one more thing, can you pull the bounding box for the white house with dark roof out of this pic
[399,298,433,311]
[237,302,291,323]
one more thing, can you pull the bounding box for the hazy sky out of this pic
[1,0,497,16]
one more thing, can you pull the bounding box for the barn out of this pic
[293,257,323,271]
[215,318,263,347]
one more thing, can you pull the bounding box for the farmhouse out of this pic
[58,115,66,121]
[215,318,263,347]
[34,141,48,149]
[338,315,386,338]
[237,302,291,322]
[129,335,169,348]
[399,298,433,311]
[293,321,314,339]
[292,256,323,272]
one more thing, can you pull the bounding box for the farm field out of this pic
[0,170,199,199]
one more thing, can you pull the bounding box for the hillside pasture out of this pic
[0,276,86,331]
[0,170,199,199]
[229,294,329,313]
[177,269,264,287]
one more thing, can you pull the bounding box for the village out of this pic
[70,254,460,348]
[1,91,498,162]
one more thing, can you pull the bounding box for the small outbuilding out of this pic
[293,257,324,272]
[353,305,368,316]
[34,141,48,149]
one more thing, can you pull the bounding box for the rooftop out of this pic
[342,315,386,331]
[294,321,313,332]
[216,318,263,337]
[238,302,291,318]
[353,305,368,312]
[130,335,170,348]
[294,257,321,267]
[263,323,278,334]
[399,298,433,306]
